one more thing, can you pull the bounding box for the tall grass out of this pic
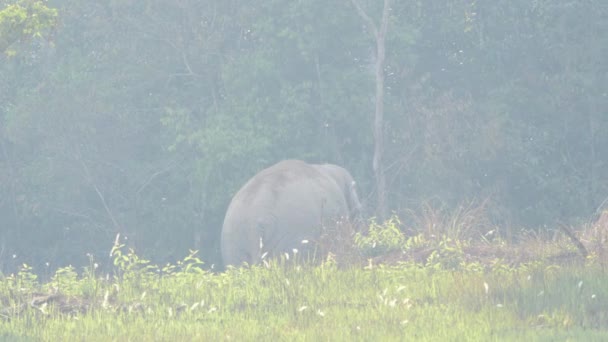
[1,206,607,341]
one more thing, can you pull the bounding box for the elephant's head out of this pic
[313,163,363,222]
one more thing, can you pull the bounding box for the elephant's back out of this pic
[235,160,328,204]
[222,160,326,227]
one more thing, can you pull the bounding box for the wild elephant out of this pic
[221,159,362,267]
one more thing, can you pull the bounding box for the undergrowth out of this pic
[1,207,607,341]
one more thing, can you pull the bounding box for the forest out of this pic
[1,0,607,273]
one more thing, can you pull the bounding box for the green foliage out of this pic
[48,265,79,294]
[0,0,57,55]
[424,237,468,270]
[13,264,37,292]
[354,209,488,271]
[355,215,406,257]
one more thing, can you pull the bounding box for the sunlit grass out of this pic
[2,253,607,341]
[2,210,608,341]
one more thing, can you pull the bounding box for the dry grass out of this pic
[403,199,497,241]
[350,201,608,270]
[316,219,363,267]
[578,210,608,266]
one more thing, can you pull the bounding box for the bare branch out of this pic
[76,151,122,234]
[350,0,378,37]
[136,163,176,196]
[558,223,588,259]
[182,52,196,76]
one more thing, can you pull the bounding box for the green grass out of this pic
[1,255,608,341]
[2,212,608,341]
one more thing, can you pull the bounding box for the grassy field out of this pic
[2,213,608,341]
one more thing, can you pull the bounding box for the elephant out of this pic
[221,159,362,267]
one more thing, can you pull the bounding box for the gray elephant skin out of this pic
[221,159,362,267]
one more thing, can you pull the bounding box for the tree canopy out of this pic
[1,0,606,272]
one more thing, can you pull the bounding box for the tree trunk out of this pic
[350,0,391,219]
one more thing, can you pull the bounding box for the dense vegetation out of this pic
[1,0,607,273]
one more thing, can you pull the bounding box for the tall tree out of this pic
[350,0,391,219]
